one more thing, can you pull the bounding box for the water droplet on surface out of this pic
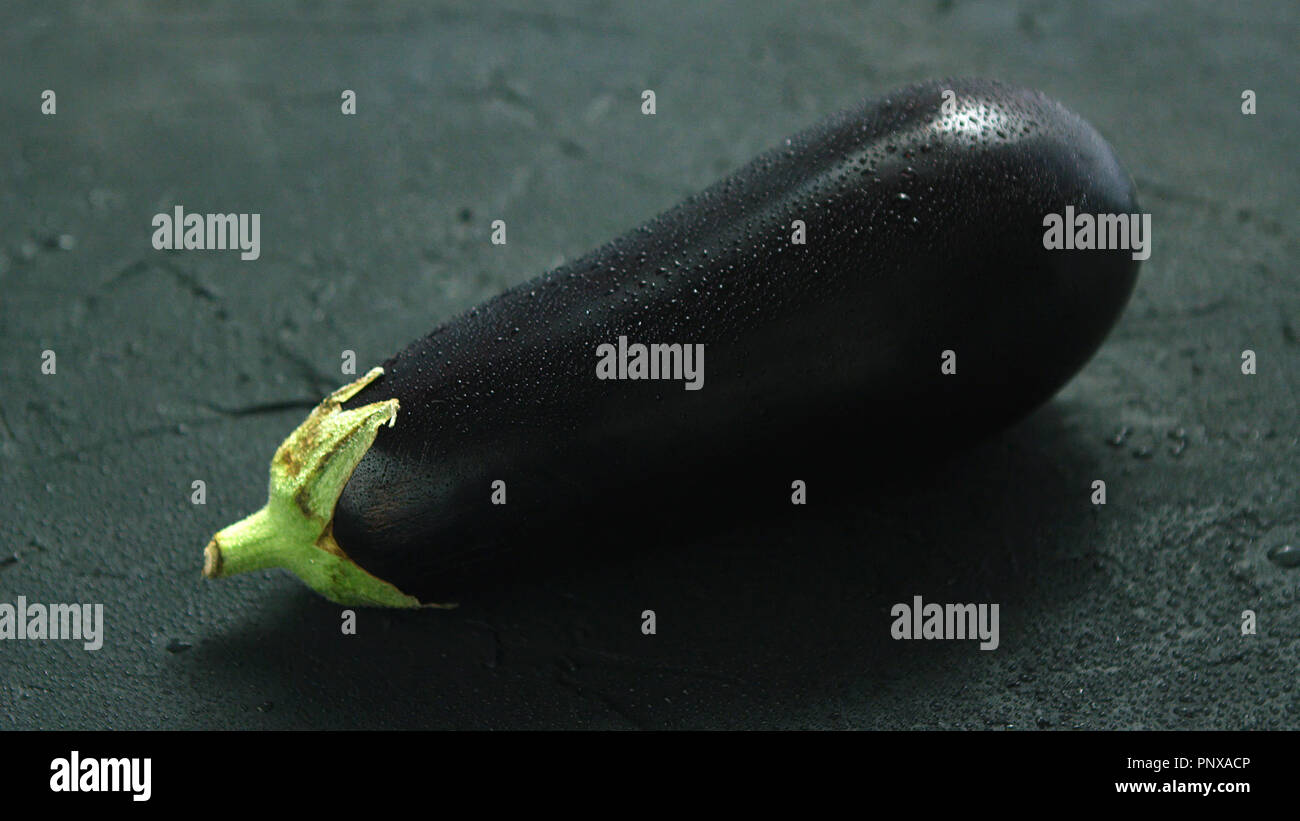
[1266,544,1300,568]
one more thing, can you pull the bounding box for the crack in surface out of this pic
[554,674,645,729]
[466,619,505,670]
[46,397,317,462]
[202,398,319,417]
[572,645,749,687]
[0,403,15,443]
[1133,175,1291,237]
[268,335,338,396]
[94,257,220,303]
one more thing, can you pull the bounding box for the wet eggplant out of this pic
[203,78,1141,607]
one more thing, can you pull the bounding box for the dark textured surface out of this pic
[2,1,1297,729]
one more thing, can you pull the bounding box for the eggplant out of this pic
[203,78,1141,607]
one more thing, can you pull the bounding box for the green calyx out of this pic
[202,367,452,609]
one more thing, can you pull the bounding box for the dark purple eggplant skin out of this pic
[334,78,1140,600]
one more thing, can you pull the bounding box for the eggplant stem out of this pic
[201,366,451,609]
